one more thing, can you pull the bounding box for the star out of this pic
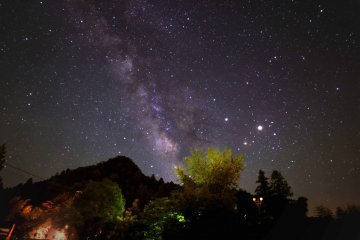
[0,0,358,214]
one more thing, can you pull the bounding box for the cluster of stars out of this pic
[0,0,359,212]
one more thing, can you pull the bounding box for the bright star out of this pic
[257,125,263,131]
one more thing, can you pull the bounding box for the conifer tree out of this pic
[270,170,293,199]
[255,170,271,197]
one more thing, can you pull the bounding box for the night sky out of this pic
[1,0,359,212]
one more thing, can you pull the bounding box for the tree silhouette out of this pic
[258,170,294,219]
[315,205,333,218]
[0,144,6,189]
[270,170,293,199]
[255,170,271,198]
[294,197,308,218]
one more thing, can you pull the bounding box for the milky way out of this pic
[0,0,359,212]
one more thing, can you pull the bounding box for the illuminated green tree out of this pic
[141,198,186,240]
[175,147,245,193]
[173,147,245,227]
[72,179,126,236]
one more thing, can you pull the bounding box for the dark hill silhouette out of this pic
[0,156,179,221]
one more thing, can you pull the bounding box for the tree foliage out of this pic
[172,147,245,228]
[255,170,271,197]
[315,205,333,218]
[141,198,186,240]
[0,144,6,188]
[175,147,245,193]
[336,205,360,219]
[270,170,293,198]
[73,179,126,224]
[0,144,5,169]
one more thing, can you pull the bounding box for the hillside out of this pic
[0,156,178,221]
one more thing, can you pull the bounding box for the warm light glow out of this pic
[22,205,33,216]
[31,224,51,239]
[260,197,263,201]
[29,220,69,240]
[252,197,256,202]
[54,230,66,240]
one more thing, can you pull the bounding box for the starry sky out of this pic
[0,0,359,212]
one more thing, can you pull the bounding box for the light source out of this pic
[252,197,264,215]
